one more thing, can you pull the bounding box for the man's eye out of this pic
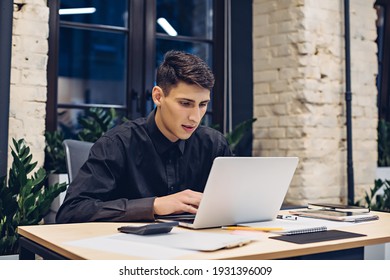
[180,101,191,107]
[200,103,208,108]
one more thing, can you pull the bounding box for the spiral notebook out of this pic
[238,219,327,236]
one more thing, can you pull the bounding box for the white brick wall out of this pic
[253,0,378,204]
[8,0,49,169]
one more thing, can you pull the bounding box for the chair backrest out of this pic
[63,139,94,183]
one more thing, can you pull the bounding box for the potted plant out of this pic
[360,179,390,212]
[44,130,67,175]
[211,118,257,155]
[77,107,118,142]
[358,179,390,259]
[225,118,257,155]
[0,138,67,257]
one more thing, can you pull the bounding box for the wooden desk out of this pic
[18,211,390,260]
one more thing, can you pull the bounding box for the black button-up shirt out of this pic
[56,110,232,223]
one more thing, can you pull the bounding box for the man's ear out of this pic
[152,86,164,107]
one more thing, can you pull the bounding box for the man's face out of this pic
[152,81,210,142]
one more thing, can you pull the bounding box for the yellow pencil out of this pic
[222,226,283,232]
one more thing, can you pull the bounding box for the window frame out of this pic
[376,0,390,121]
[46,0,226,132]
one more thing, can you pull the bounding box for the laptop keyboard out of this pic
[156,214,196,224]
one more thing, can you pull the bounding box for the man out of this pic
[56,50,232,223]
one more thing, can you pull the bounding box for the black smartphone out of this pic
[117,222,179,235]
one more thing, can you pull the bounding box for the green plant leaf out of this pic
[359,179,390,212]
[225,118,257,154]
[1,138,69,254]
[44,131,67,173]
[77,107,118,143]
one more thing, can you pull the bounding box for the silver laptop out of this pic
[157,157,299,229]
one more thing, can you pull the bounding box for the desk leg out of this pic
[18,236,68,260]
[19,237,35,260]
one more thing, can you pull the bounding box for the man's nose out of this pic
[188,107,201,122]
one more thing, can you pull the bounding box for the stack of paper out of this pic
[307,202,370,213]
[289,209,379,222]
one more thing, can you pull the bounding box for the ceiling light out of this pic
[157,18,178,36]
[59,7,96,15]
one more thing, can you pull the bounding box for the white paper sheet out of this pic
[65,231,254,259]
[66,233,195,259]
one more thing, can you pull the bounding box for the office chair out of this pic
[45,140,94,224]
[63,139,94,183]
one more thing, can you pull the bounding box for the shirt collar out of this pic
[146,109,185,155]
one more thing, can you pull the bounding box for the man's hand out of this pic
[153,189,202,216]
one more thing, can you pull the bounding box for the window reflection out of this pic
[156,0,213,38]
[59,0,128,27]
[58,28,127,106]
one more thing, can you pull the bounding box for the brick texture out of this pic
[253,0,378,204]
[8,0,49,169]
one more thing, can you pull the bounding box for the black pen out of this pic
[277,214,298,221]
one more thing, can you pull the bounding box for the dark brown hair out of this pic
[156,50,215,95]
